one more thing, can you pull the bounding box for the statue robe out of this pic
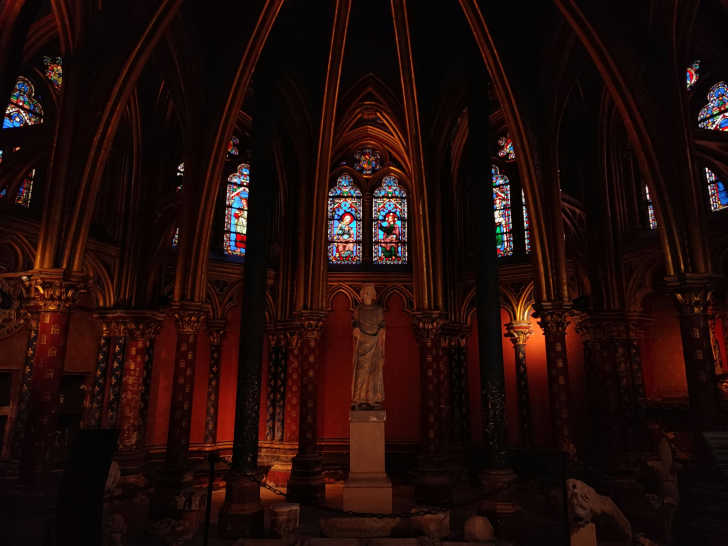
[351,303,385,407]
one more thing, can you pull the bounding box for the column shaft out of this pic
[204,322,225,445]
[505,321,533,447]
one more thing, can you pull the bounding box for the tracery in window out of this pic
[328,173,362,264]
[644,185,657,229]
[492,165,513,257]
[705,167,728,212]
[686,60,700,90]
[497,135,516,162]
[227,136,240,159]
[42,56,63,90]
[698,82,728,132]
[521,188,531,253]
[224,163,250,257]
[372,175,407,265]
[354,148,382,175]
[3,77,44,129]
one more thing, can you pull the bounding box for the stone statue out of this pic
[351,284,385,409]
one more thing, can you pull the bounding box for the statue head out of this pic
[360,284,377,305]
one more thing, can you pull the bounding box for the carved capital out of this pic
[413,311,444,344]
[286,328,302,351]
[23,270,85,313]
[665,276,717,317]
[505,321,532,346]
[296,311,326,341]
[440,322,468,348]
[207,319,226,347]
[171,303,207,334]
[533,302,570,338]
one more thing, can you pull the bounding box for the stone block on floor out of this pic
[320,516,401,538]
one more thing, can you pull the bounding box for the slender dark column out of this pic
[12,316,38,459]
[84,318,111,428]
[446,326,470,448]
[283,329,302,444]
[219,76,278,538]
[505,321,533,447]
[104,326,127,428]
[204,320,225,445]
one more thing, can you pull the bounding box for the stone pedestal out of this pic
[342,410,392,514]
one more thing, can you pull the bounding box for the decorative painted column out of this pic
[287,312,326,504]
[12,316,39,459]
[283,329,302,444]
[444,325,469,449]
[667,277,721,428]
[413,312,451,503]
[117,314,161,464]
[204,320,225,446]
[84,318,112,428]
[165,305,206,472]
[265,330,288,443]
[20,273,81,484]
[534,302,574,455]
[104,323,128,428]
[504,321,533,447]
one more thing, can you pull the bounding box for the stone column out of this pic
[104,323,128,428]
[413,311,451,503]
[283,329,302,444]
[666,277,721,428]
[20,273,81,484]
[444,325,469,449]
[287,312,326,504]
[84,318,112,428]
[504,321,533,447]
[117,315,161,464]
[534,302,574,455]
[204,320,225,446]
[12,316,39,459]
[165,305,206,472]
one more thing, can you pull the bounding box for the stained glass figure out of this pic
[0,149,3,165]
[492,165,513,257]
[227,136,240,159]
[42,56,63,90]
[644,185,657,229]
[224,163,250,256]
[14,169,35,208]
[177,162,184,176]
[172,227,180,248]
[698,82,728,132]
[354,148,382,175]
[328,174,362,264]
[3,77,44,129]
[372,175,407,265]
[686,60,700,90]
[705,167,728,212]
[521,188,531,253]
[497,135,516,162]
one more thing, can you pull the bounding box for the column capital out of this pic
[207,319,227,346]
[440,321,469,347]
[412,311,445,344]
[295,311,327,341]
[170,302,207,334]
[504,320,532,346]
[533,302,570,337]
[664,274,720,316]
[22,269,86,313]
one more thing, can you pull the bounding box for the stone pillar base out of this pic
[342,474,392,514]
[218,473,263,539]
[286,454,325,504]
[414,460,452,505]
[150,470,194,521]
[478,467,517,494]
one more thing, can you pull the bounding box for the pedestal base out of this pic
[218,472,264,539]
[342,410,392,514]
[286,453,325,504]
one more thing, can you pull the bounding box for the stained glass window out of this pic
[0,188,6,198]
[644,185,657,229]
[492,165,513,257]
[3,77,44,129]
[698,82,728,132]
[172,227,180,248]
[0,149,3,165]
[521,188,531,253]
[224,163,250,257]
[372,175,407,265]
[497,136,516,162]
[354,148,382,175]
[328,174,362,264]
[42,56,63,90]
[15,169,35,208]
[227,136,240,159]
[177,162,184,176]
[686,60,700,90]
[705,167,728,212]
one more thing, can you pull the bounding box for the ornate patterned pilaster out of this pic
[505,321,533,447]
[443,324,469,448]
[287,312,326,504]
[12,316,39,459]
[534,302,574,456]
[117,315,161,458]
[265,329,288,442]
[666,276,721,427]
[283,329,302,443]
[20,271,83,483]
[104,321,128,428]
[84,319,112,428]
[165,304,206,471]
[204,320,226,445]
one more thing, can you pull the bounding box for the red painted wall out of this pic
[63,310,97,373]
[641,293,688,400]
[146,316,176,447]
[217,307,241,444]
[0,328,28,370]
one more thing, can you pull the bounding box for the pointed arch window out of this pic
[372,175,407,265]
[328,174,362,264]
[686,60,700,90]
[492,165,513,257]
[497,135,516,162]
[224,163,250,257]
[705,167,728,212]
[3,76,44,129]
[354,148,382,175]
[698,82,728,132]
[1,168,36,207]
